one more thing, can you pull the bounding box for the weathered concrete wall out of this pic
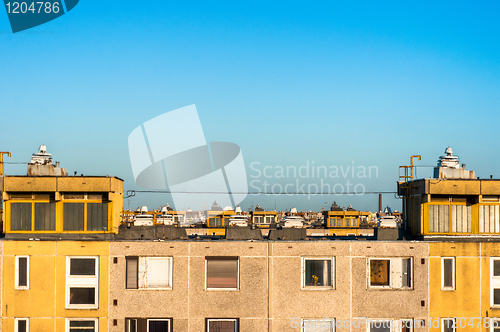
[350,241,429,332]
[109,241,269,332]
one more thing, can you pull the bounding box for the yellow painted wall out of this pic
[429,242,500,332]
[2,241,109,330]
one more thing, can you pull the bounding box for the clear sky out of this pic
[1,1,500,212]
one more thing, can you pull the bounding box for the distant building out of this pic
[399,146,500,237]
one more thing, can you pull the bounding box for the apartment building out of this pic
[1,146,500,331]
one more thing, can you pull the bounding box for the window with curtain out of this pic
[11,202,32,231]
[428,205,449,233]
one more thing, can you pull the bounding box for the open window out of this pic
[66,318,98,332]
[302,258,335,289]
[66,257,99,309]
[205,257,239,290]
[368,258,412,289]
[206,319,238,332]
[441,318,456,332]
[441,257,455,291]
[125,318,172,332]
[125,257,173,290]
[15,256,29,290]
[301,318,334,332]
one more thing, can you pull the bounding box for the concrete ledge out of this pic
[375,228,402,241]
[269,228,307,240]
[116,225,187,240]
[225,228,263,240]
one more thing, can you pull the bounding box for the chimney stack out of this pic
[378,194,382,213]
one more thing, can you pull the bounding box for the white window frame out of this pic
[265,216,275,224]
[441,257,456,291]
[301,318,335,331]
[491,257,500,307]
[15,255,30,290]
[301,257,335,290]
[367,319,413,332]
[206,319,238,331]
[66,256,99,309]
[138,257,173,289]
[489,318,500,332]
[441,318,457,332]
[205,258,240,291]
[65,318,98,332]
[367,258,413,290]
[253,216,264,224]
[15,318,29,332]
[146,319,172,332]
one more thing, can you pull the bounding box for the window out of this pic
[329,218,341,227]
[442,318,456,332]
[265,216,275,224]
[451,205,472,233]
[491,258,500,307]
[208,217,223,227]
[34,202,56,230]
[15,256,29,290]
[87,203,108,231]
[66,319,98,332]
[66,257,99,309]
[301,318,334,332]
[490,319,500,332]
[344,217,358,227]
[253,216,264,224]
[64,203,85,231]
[206,319,238,332]
[369,319,414,332]
[480,205,500,233]
[11,202,32,231]
[15,318,29,332]
[302,258,335,289]
[441,257,455,291]
[368,258,412,289]
[429,205,449,233]
[147,319,171,332]
[125,257,173,289]
[126,257,139,289]
[206,257,239,290]
[125,318,172,332]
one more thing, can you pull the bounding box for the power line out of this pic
[125,190,396,198]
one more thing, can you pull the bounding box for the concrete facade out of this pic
[108,240,430,332]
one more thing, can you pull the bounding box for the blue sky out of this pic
[1,1,500,212]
